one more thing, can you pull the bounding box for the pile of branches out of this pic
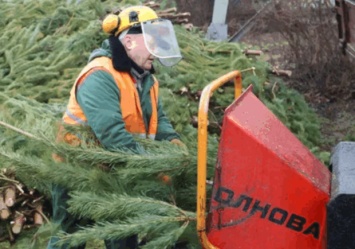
[0,168,48,244]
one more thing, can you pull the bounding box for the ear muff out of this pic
[102,14,120,35]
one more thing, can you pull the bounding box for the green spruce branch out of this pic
[67,191,195,222]
[57,215,195,248]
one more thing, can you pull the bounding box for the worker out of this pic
[47,5,184,249]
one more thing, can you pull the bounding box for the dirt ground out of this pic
[174,0,355,153]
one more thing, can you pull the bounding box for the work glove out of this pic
[170,138,186,147]
[52,153,64,163]
[170,138,189,156]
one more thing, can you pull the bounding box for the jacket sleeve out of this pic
[76,69,145,154]
[155,97,180,141]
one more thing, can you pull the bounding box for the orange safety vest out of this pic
[61,56,159,144]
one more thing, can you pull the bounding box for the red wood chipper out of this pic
[195,71,350,249]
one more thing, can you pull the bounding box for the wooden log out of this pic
[32,196,44,204]
[243,49,263,56]
[0,209,11,220]
[4,185,16,207]
[34,204,44,225]
[0,196,6,210]
[27,202,50,224]
[14,183,24,195]
[174,12,191,17]
[158,12,191,19]
[174,18,189,24]
[144,1,160,9]
[11,213,26,234]
[0,196,10,220]
[157,7,177,14]
[271,67,293,77]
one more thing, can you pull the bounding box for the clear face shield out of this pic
[141,19,182,67]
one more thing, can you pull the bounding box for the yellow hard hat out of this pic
[102,6,159,37]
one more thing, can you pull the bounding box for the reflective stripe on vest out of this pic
[65,109,87,125]
[62,57,158,139]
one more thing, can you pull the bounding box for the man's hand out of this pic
[170,138,185,147]
[170,139,188,155]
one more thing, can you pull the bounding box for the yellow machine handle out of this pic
[197,71,242,249]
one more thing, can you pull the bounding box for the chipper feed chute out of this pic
[197,71,330,249]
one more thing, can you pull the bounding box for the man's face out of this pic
[123,33,155,71]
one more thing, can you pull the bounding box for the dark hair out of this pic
[127,26,142,35]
